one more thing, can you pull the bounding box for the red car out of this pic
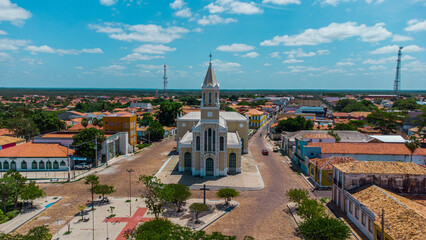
[262,149,269,155]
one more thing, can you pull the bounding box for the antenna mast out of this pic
[163,64,168,98]
[393,46,403,96]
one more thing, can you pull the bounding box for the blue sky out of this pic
[0,0,425,90]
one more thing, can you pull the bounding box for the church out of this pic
[176,61,249,177]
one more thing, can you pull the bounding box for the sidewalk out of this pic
[0,196,62,234]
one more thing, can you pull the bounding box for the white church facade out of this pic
[176,62,249,177]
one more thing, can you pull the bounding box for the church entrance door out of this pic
[229,153,236,173]
[184,152,191,171]
[206,158,214,176]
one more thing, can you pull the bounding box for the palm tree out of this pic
[405,136,421,162]
[85,175,100,211]
[81,118,89,128]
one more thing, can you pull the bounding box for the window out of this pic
[60,161,66,166]
[21,161,27,169]
[208,128,212,151]
[213,131,216,151]
[349,201,353,214]
[220,137,224,151]
[32,161,37,169]
[11,160,16,170]
[355,206,359,219]
[203,93,205,104]
[196,136,200,151]
[209,92,212,105]
[3,161,9,169]
[368,218,373,233]
[351,179,358,186]
[229,153,236,170]
[39,161,45,170]
[328,173,332,183]
[215,92,218,104]
[53,161,59,169]
[204,130,207,151]
[110,122,114,126]
[361,212,366,226]
[46,161,52,169]
[396,178,403,187]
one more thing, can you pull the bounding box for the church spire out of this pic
[202,53,218,88]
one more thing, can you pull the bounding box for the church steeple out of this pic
[202,62,219,88]
[201,54,220,109]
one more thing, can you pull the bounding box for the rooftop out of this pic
[369,135,406,143]
[351,185,426,240]
[0,136,25,146]
[0,142,74,158]
[310,157,357,170]
[301,133,334,139]
[334,161,426,175]
[284,130,373,143]
[227,132,240,145]
[308,142,426,155]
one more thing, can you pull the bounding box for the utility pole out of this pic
[67,145,71,182]
[126,169,135,216]
[381,209,385,240]
[94,135,98,167]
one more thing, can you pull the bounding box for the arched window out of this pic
[203,93,206,105]
[208,128,212,151]
[184,152,191,171]
[53,161,59,169]
[215,92,218,104]
[204,130,207,151]
[46,161,52,169]
[21,161,27,170]
[208,92,212,105]
[220,137,224,151]
[213,130,216,151]
[32,161,37,169]
[60,161,66,166]
[229,153,237,172]
[39,161,45,170]
[3,161,9,170]
[196,136,200,151]
[10,161,16,170]
[0,161,2,170]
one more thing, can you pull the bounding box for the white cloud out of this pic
[269,52,280,58]
[170,0,185,9]
[241,51,259,58]
[325,69,346,74]
[75,66,84,69]
[21,57,42,65]
[133,44,176,54]
[369,65,386,70]
[120,53,164,61]
[335,61,354,66]
[362,57,393,64]
[317,49,330,55]
[24,45,103,55]
[217,43,254,52]
[283,58,304,63]
[403,60,426,72]
[206,0,263,15]
[391,34,413,42]
[405,19,426,32]
[203,59,241,72]
[264,63,271,66]
[89,23,189,43]
[175,8,192,18]
[0,30,7,35]
[370,45,424,54]
[287,65,326,73]
[0,0,31,25]
[197,15,237,25]
[100,0,118,6]
[260,22,392,46]
[0,38,28,50]
[283,48,316,58]
[0,52,11,62]
[321,0,383,6]
[136,64,165,70]
[262,0,300,5]
[170,0,192,18]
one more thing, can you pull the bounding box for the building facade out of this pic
[176,62,249,177]
[103,113,137,146]
[245,109,267,129]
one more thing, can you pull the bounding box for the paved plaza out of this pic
[56,197,237,240]
[156,154,265,191]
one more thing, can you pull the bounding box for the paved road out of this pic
[202,124,317,239]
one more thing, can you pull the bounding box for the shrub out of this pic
[298,216,351,240]
[297,199,326,220]
[216,188,240,205]
[285,188,309,204]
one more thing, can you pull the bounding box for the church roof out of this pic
[202,63,219,88]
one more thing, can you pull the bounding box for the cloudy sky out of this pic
[0,0,425,90]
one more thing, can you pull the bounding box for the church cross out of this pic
[209,52,213,63]
[199,184,210,205]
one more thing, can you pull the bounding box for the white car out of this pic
[74,163,92,170]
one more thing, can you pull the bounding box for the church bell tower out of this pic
[201,55,220,121]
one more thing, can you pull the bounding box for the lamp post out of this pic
[106,217,109,240]
[56,219,60,240]
[126,169,135,216]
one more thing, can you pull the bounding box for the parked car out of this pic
[262,149,269,155]
[74,163,92,170]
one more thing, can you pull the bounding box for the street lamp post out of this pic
[126,169,135,216]
[106,217,109,240]
[56,219,60,240]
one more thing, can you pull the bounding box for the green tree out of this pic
[0,178,13,213]
[216,188,239,205]
[139,113,154,127]
[78,205,86,222]
[189,203,209,224]
[285,188,309,205]
[297,199,326,220]
[146,120,165,142]
[405,136,421,162]
[81,118,89,128]
[229,95,239,102]
[157,101,182,127]
[0,225,52,240]
[139,175,165,218]
[93,184,115,202]
[225,106,237,112]
[6,118,39,140]
[298,216,351,240]
[366,109,406,134]
[21,181,45,208]
[72,128,105,160]
[92,118,99,126]
[30,111,65,133]
[85,175,100,211]
[162,184,191,212]
[392,98,420,110]
[3,170,27,210]
[334,123,357,131]
[276,116,314,133]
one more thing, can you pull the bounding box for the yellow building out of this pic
[103,113,137,147]
[245,109,267,129]
[309,157,357,188]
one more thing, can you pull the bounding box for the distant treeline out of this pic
[0,88,424,97]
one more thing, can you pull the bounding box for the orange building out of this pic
[103,113,137,147]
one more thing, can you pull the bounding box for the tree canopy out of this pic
[216,188,239,205]
[298,216,351,240]
[157,101,182,127]
[366,109,406,134]
[146,120,165,141]
[392,98,420,110]
[162,184,191,212]
[72,128,106,160]
[334,99,376,113]
[276,116,314,133]
[139,113,154,127]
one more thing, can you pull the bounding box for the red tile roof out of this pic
[310,157,357,170]
[308,142,426,156]
[68,123,102,131]
[0,142,74,158]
